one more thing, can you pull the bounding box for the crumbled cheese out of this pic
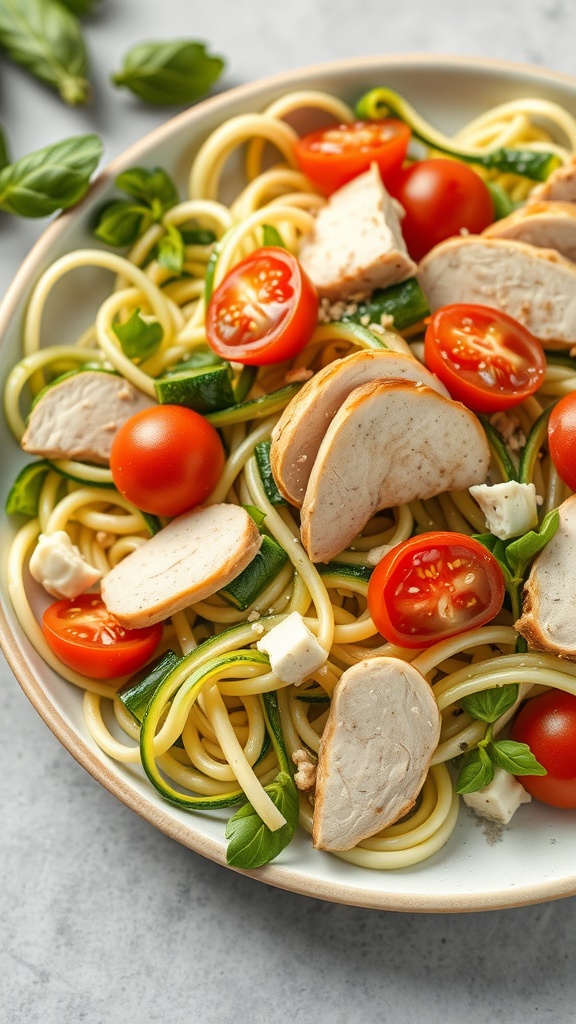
[29,531,102,599]
[292,748,317,791]
[469,481,539,540]
[256,611,327,685]
[463,768,532,824]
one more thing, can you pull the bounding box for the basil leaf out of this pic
[157,223,185,274]
[0,125,9,170]
[225,771,299,869]
[262,224,287,248]
[115,166,179,210]
[474,532,514,587]
[0,0,90,105]
[94,200,150,247]
[505,508,560,580]
[455,746,495,794]
[489,739,547,777]
[57,0,99,14]
[460,684,519,724]
[0,134,102,217]
[112,40,225,106]
[112,308,163,361]
[180,227,217,246]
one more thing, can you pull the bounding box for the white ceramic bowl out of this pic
[2,54,576,913]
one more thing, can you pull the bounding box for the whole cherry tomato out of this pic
[110,405,224,517]
[512,690,576,808]
[548,393,576,492]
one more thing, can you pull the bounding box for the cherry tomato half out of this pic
[42,595,162,680]
[512,690,576,808]
[110,405,225,517]
[206,247,318,366]
[548,393,576,492]
[388,158,494,260]
[368,532,505,649]
[294,120,411,195]
[424,304,546,414]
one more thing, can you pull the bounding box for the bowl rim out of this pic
[3,52,576,913]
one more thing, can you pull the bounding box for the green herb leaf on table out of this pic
[0,126,9,171]
[0,0,90,105]
[0,134,102,217]
[112,309,163,361]
[455,746,495,795]
[112,40,225,106]
[460,684,519,724]
[489,739,547,777]
[57,0,100,15]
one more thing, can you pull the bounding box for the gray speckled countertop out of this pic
[3,2,576,1020]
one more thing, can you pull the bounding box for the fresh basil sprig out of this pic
[0,134,102,217]
[112,40,225,106]
[112,309,163,362]
[94,165,180,249]
[157,222,185,274]
[226,691,299,868]
[455,685,546,794]
[0,0,90,105]
[474,508,560,627]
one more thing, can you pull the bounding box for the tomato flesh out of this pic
[388,158,494,260]
[368,532,505,648]
[206,247,318,366]
[110,405,225,517]
[42,595,162,680]
[548,392,576,492]
[294,120,411,195]
[424,304,546,414]
[512,690,576,808]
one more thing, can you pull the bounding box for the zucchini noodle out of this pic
[6,85,576,873]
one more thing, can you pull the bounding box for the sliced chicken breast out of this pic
[101,504,261,628]
[418,236,576,348]
[515,494,576,659]
[312,657,441,852]
[530,156,576,203]
[300,378,489,563]
[270,349,449,507]
[483,201,576,262]
[298,163,417,300]
[22,370,154,465]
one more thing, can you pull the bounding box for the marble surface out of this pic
[2,1,576,1020]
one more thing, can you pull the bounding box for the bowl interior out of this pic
[2,55,576,912]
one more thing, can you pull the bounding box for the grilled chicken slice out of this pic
[270,349,449,507]
[21,370,153,465]
[515,494,576,659]
[418,236,576,348]
[530,155,576,202]
[298,163,417,300]
[312,657,441,852]
[101,504,261,628]
[300,378,489,563]
[483,201,576,262]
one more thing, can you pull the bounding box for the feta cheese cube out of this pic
[463,767,532,824]
[256,611,327,685]
[29,531,102,600]
[469,481,539,540]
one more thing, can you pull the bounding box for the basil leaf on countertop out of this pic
[57,0,100,14]
[0,0,90,106]
[112,40,225,105]
[0,134,102,217]
[0,125,9,170]
[112,308,163,362]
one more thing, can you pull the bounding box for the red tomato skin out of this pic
[42,595,162,680]
[388,159,494,260]
[206,247,318,366]
[548,393,576,492]
[512,690,576,808]
[110,405,224,517]
[367,532,505,649]
[424,304,546,414]
[294,120,411,195]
